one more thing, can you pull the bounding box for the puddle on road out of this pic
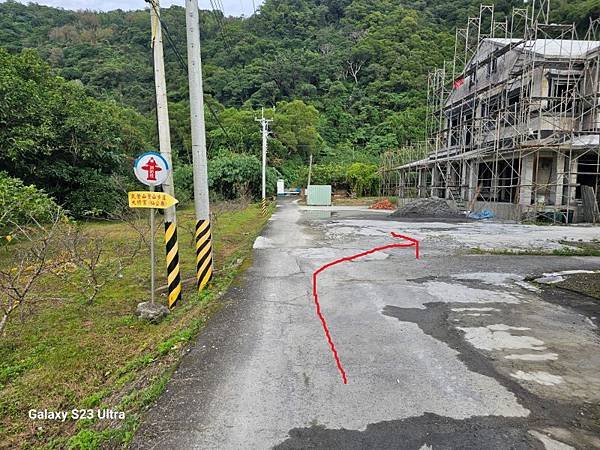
[451,272,524,287]
[452,307,500,312]
[302,210,332,220]
[380,302,599,448]
[407,274,532,295]
[425,281,521,304]
[274,412,543,450]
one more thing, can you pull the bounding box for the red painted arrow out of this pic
[312,232,420,384]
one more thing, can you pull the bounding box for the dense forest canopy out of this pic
[0,0,598,214]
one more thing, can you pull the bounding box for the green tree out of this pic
[273,100,324,160]
[0,48,149,216]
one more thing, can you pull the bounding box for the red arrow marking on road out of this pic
[311,232,420,384]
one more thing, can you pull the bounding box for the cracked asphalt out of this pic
[132,200,600,449]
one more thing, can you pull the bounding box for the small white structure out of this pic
[277,179,285,196]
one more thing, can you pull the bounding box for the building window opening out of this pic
[478,164,494,201]
[464,113,473,147]
[497,159,519,203]
[548,79,576,113]
[576,153,600,201]
[450,115,461,146]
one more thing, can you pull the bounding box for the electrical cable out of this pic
[208,0,233,51]
[145,0,237,151]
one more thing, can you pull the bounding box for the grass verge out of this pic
[469,240,600,257]
[0,201,273,449]
[553,272,600,300]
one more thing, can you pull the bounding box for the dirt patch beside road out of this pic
[556,272,600,300]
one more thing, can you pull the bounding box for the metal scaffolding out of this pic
[386,1,600,223]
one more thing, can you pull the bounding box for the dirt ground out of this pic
[556,272,600,300]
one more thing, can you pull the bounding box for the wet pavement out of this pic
[132,200,600,449]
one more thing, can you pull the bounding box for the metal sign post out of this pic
[149,186,156,304]
[132,152,173,305]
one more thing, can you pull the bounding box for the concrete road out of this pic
[133,200,600,449]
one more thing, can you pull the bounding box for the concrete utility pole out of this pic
[255,107,273,215]
[185,0,214,291]
[150,0,182,308]
[151,1,175,217]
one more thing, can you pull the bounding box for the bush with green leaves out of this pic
[173,164,194,205]
[298,162,380,196]
[304,163,350,191]
[208,153,279,200]
[0,172,60,231]
[346,163,380,197]
[173,154,279,202]
[277,158,305,188]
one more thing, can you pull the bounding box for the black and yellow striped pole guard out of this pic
[261,198,268,216]
[164,221,183,308]
[194,219,214,291]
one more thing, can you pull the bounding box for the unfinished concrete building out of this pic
[383,2,600,223]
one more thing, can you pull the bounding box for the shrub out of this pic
[296,162,380,196]
[208,153,278,200]
[346,163,380,197]
[173,164,194,205]
[63,171,126,218]
[0,172,60,231]
[174,155,280,202]
[307,163,350,190]
[277,159,305,188]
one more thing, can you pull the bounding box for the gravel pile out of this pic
[391,197,463,218]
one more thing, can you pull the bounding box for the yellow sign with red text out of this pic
[128,191,178,209]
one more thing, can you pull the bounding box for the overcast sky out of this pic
[4,0,263,16]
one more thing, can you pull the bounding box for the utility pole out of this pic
[150,0,182,308]
[185,0,213,291]
[255,107,273,216]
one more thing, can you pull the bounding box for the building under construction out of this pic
[382,2,600,223]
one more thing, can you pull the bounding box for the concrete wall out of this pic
[454,200,523,222]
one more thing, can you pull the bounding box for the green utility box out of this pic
[307,185,332,206]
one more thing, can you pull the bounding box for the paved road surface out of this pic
[133,200,600,449]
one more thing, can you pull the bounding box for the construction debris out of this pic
[468,209,495,220]
[391,197,463,218]
[369,199,396,210]
[581,186,600,223]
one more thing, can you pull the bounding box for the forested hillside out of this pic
[0,0,598,215]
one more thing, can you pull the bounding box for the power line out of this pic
[213,0,225,14]
[208,0,233,51]
[144,0,237,152]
